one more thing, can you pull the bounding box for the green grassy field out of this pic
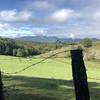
[0,55,100,100]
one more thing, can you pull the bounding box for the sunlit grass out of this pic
[0,55,100,100]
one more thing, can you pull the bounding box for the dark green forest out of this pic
[0,37,62,57]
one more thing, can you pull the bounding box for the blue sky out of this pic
[0,0,100,38]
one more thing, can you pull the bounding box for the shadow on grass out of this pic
[2,75,100,100]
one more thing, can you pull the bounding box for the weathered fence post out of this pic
[0,70,5,100]
[70,49,90,100]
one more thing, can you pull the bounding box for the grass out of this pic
[0,55,100,100]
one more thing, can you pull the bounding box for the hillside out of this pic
[37,43,100,60]
[37,46,70,58]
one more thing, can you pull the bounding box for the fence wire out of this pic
[0,40,100,80]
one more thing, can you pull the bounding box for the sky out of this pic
[0,0,100,38]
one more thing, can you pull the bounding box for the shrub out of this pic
[81,38,93,48]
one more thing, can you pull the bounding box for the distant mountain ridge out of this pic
[16,36,100,43]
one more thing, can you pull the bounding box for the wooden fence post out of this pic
[70,49,90,100]
[0,70,5,100]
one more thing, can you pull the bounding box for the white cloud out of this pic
[0,23,47,38]
[1,0,100,38]
[0,10,32,22]
[44,24,100,39]
[32,27,47,36]
[50,9,78,23]
[80,10,100,22]
[24,1,56,12]
[93,11,100,21]
[0,23,11,31]
[77,0,100,22]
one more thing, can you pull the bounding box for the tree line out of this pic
[0,37,61,57]
[0,37,94,57]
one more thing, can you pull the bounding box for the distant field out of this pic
[0,55,100,100]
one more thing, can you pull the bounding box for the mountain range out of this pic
[16,36,100,43]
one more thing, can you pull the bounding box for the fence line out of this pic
[1,39,100,80]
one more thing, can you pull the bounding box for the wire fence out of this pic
[0,40,100,80]
[0,46,100,100]
[1,53,100,81]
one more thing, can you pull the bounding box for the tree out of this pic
[16,48,26,57]
[13,49,17,56]
[82,38,93,48]
[24,46,30,56]
[5,46,11,55]
[0,46,2,54]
